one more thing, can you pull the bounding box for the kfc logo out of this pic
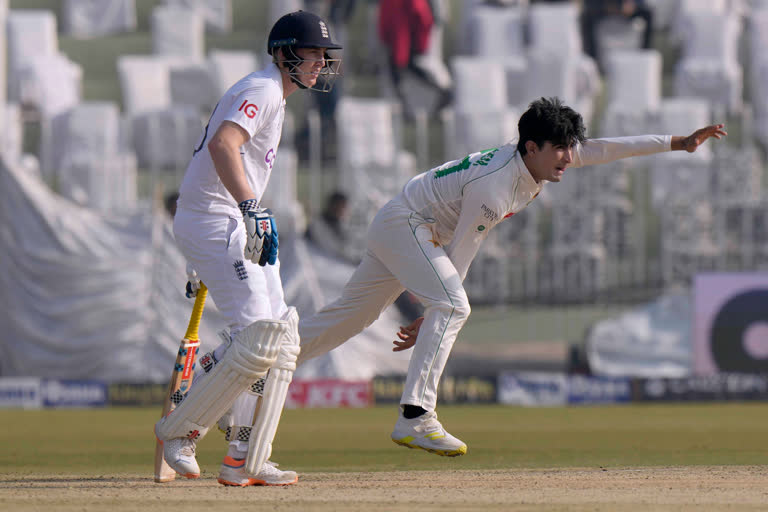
[238,99,259,118]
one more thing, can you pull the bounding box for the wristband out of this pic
[238,199,258,215]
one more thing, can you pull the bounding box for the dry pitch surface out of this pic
[3,466,767,511]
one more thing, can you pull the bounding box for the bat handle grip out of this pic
[184,282,208,340]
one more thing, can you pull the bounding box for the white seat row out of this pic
[61,0,232,38]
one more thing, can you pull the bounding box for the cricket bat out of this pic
[154,282,208,483]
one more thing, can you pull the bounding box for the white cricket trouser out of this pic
[173,208,288,331]
[299,198,471,411]
[174,208,288,451]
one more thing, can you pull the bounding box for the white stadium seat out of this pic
[151,5,205,61]
[469,5,525,57]
[163,0,232,34]
[117,55,172,114]
[601,50,662,136]
[208,50,259,98]
[528,2,582,57]
[62,0,137,39]
[7,9,58,103]
[673,12,743,115]
[450,57,508,112]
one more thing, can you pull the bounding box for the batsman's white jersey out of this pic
[297,135,671,411]
[178,63,286,217]
[174,62,289,333]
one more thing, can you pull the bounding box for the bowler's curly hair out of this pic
[516,97,586,156]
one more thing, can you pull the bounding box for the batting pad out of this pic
[156,318,287,442]
[246,307,300,476]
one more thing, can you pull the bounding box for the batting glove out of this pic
[239,199,279,266]
[185,263,201,298]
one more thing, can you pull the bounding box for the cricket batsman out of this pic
[154,10,342,486]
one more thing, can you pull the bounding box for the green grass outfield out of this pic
[1,403,766,476]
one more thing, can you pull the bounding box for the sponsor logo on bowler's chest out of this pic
[481,203,499,222]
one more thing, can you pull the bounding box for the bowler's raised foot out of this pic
[218,457,298,486]
[391,410,467,457]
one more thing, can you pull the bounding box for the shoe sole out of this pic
[391,437,467,457]
[217,476,298,487]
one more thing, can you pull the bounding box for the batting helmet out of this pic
[268,10,342,56]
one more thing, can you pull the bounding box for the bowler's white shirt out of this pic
[178,63,286,216]
[398,135,672,279]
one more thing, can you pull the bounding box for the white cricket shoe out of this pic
[391,410,467,457]
[162,437,200,479]
[218,457,298,487]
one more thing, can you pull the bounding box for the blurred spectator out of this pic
[580,0,654,62]
[305,190,356,262]
[378,0,453,118]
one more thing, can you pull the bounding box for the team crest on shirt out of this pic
[233,260,248,280]
[474,148,498,166]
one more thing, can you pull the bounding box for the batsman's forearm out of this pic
[209,142,255,204]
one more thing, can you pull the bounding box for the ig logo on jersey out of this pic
[238,99,259,118]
